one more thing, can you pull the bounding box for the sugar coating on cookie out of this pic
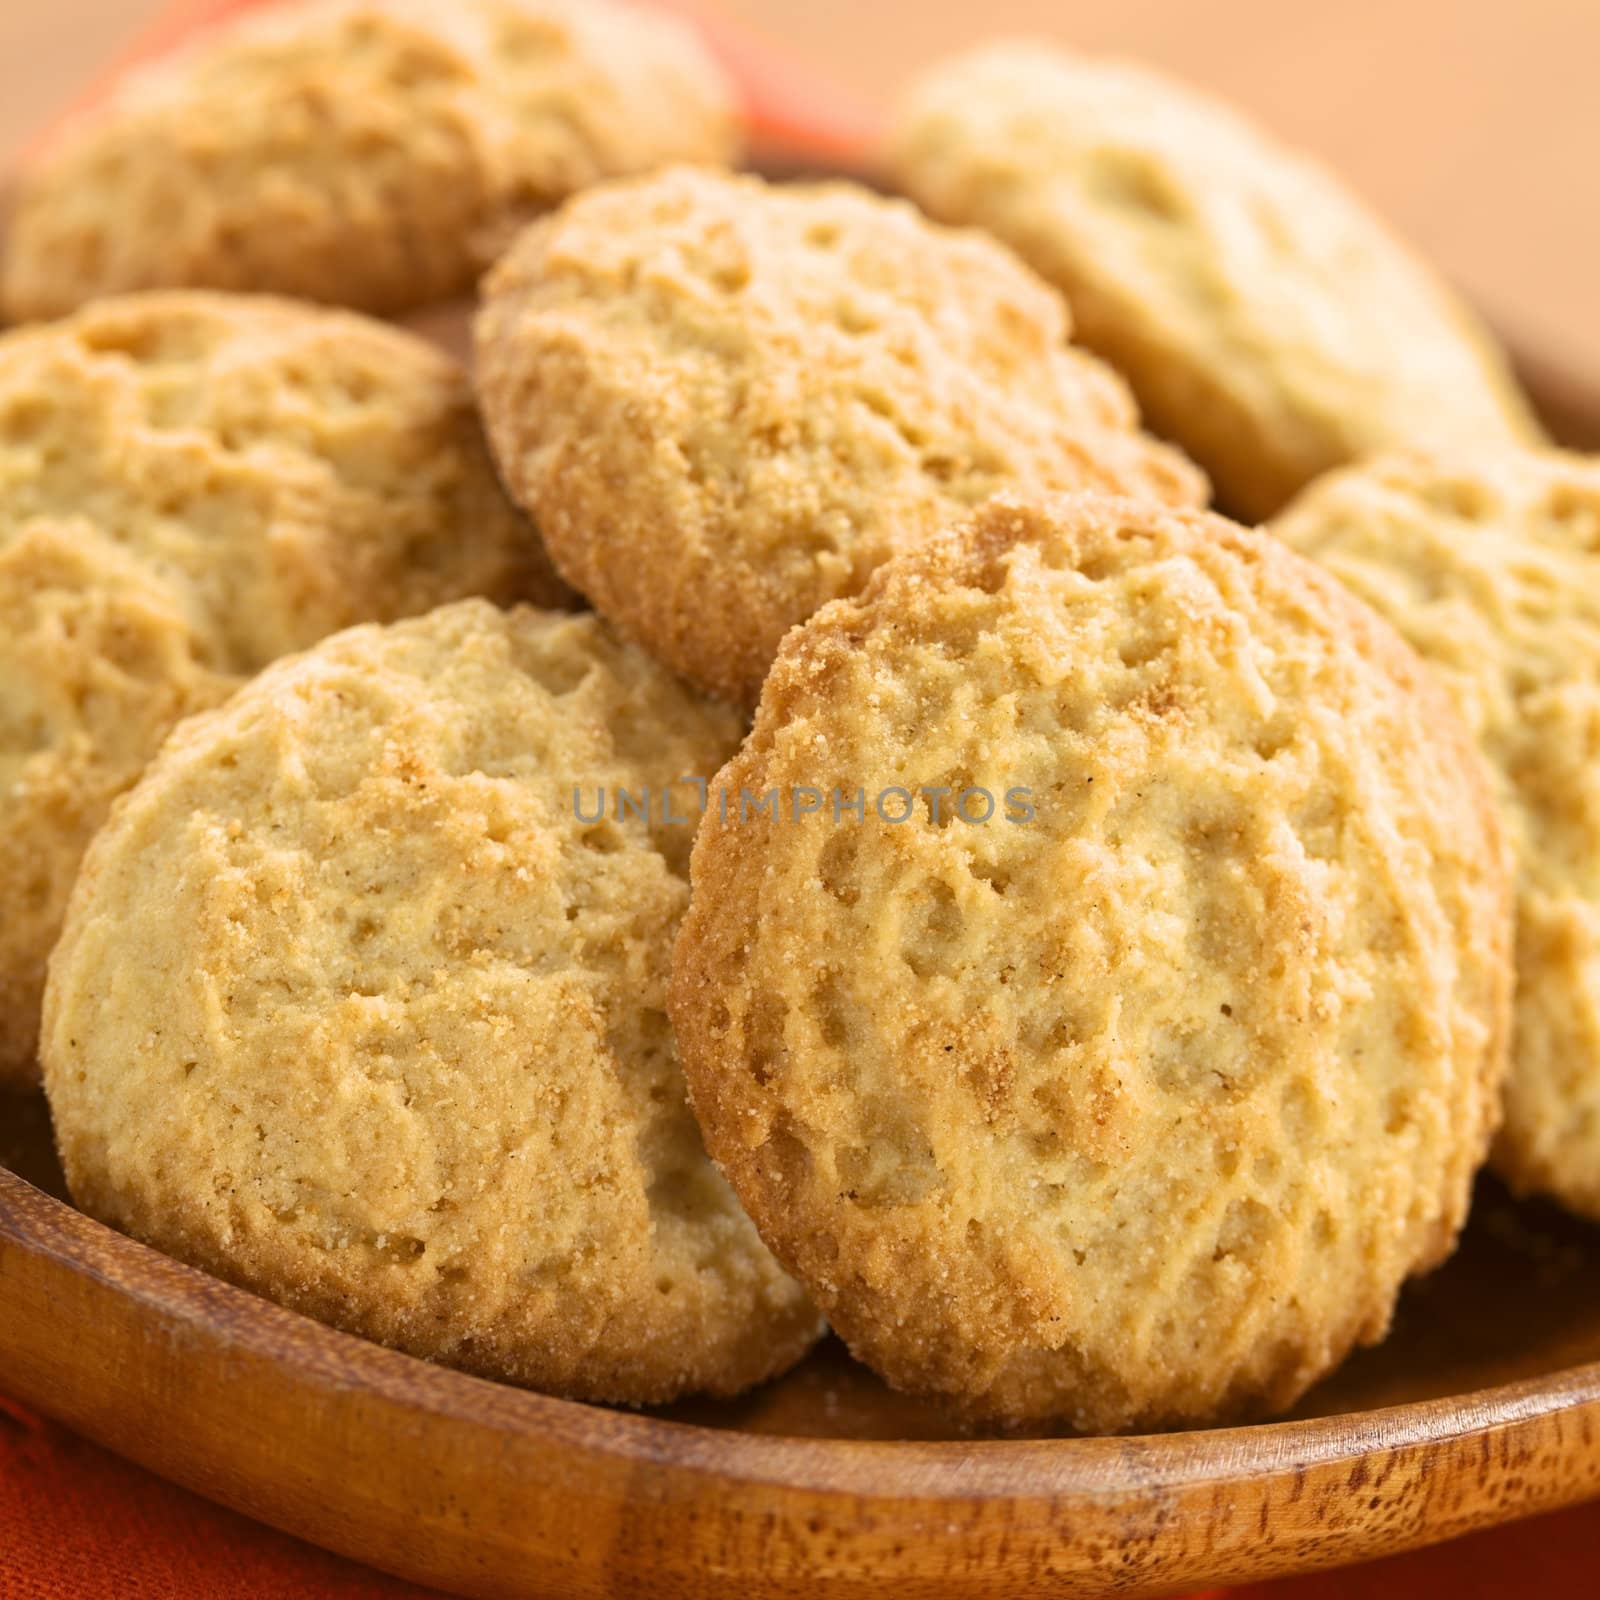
[0,291,565,1085]
[475,166,1206,706]
[671,492,1511,1431]
[887,42,1542,522]
[43,600,820,1402]
[1,0,739,320]
[1274,449,1600,1222]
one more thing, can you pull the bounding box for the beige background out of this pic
[1,0,1596,372]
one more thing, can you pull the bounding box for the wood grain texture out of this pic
[5,344,1600,1596]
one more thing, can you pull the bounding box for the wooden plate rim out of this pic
[7,1154,1600,1491]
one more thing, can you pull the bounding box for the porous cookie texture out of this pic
[671,492,1512,1432]
[1274,449,1600,1222]
[43,601,820,1402]
[887,42,1543,522]
[0,290,565,1086]
[475,165,1206,707]
[1,0,738,320]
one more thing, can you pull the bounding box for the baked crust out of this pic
[0,290,566,1085]
[1,0,739,319]
[1276,447,1600,1221]
[42,600,820,1402]
[888,41,1543,521]
[475,166,1206,706]
[672,491,1512,1430]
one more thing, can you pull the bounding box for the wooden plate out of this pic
[5,346,1600,1600]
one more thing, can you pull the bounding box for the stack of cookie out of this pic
[3,0,1593,1432]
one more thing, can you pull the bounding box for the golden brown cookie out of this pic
[0,290,565,1086]
[1,0,738,320]
[671,492,1512,1432]
[475,165,1206,706]
[1274,448,1600,1221]
[887,42,1542,521]
[42,600,820,1402]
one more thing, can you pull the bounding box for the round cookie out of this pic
[0,290,566,1086]
[1,0,738,321]
[671,492,1512,1432]
[42,600,820,1403]
[886,42,1543,522]
[1273,448,1600,1221]
[475,165,1207,707]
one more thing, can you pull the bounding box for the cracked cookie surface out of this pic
[2,0,738,319]
[672,492,1511,1431]
[43,600,819,1402]
[0,290,565,1085]
[1275,448,1600,1223]
[888,42,1542,521]
[476,166,1205,706]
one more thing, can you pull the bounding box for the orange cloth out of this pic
[0,1396,443,1597]
[2,4,1596,1597]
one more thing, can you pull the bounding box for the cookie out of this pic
[0,290,566,1086]
[1,0,738,320]
[475,165,1207,706]
[670,492,1512,1431]
[886,42,1543,522]
[42,600,820,1402]
[1273,448,1600,1221]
